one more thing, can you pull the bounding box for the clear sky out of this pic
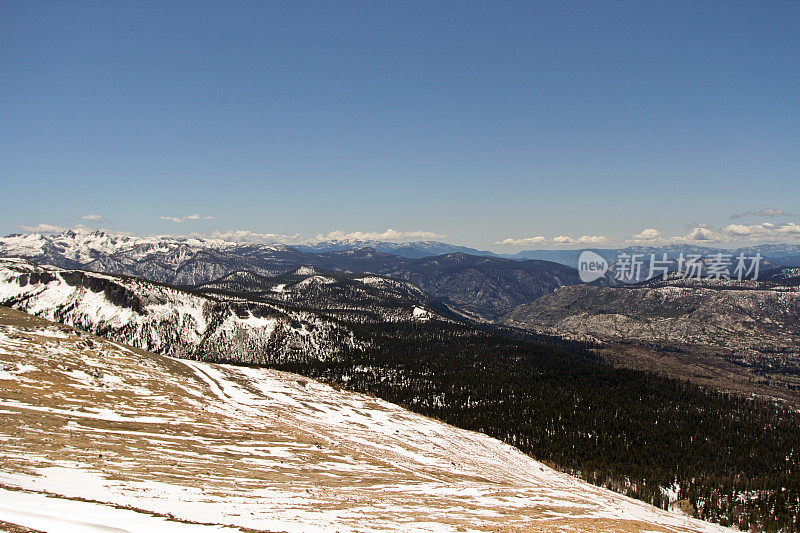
[1,1,798,250]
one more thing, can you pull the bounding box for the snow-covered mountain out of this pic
[0,230,495,269]
[0,229,300,285]
[0,228,287,264]
[0,257,452,365]
[0,306,731,532]
[0,258,358,365]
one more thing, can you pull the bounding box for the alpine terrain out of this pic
[0,307,733,533]
[1,254,799,531]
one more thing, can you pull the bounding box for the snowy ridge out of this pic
[0,229,290,263]
[0,258,357,365]
[0,229,296,285]
[0,307,731,533]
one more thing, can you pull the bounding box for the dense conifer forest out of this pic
[275,321,800,532]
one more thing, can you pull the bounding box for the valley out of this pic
[502,274,800,407]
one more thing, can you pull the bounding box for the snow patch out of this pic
[293,266,316,275]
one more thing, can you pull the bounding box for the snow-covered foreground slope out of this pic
[0,307,731,533]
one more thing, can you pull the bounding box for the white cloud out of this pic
[631,228,662,243]
[495,235,610,247]
[720,222,800,240]
[777,222,800,235]
[192,228,442,245]
[723,223,773,236]
[730,208,789,219]
[19,223,66,233]
[577,235,609,245]
[161,214,222,223]
[494,236,547,246]
[311,229,445,243]
[203,230,300,244]
[683,226,719,242]
[80,214,107,222]
[494,223,800,248]
[620,222,800,245]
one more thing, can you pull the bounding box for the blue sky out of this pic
[1,1,798,250]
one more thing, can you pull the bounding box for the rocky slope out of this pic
[0,307,731,532]
[502,276,800,367]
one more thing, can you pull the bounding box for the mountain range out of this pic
[4,230,799,361]
[294,238,498,258]
[0,230,581,320]
[7,228,800,270]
